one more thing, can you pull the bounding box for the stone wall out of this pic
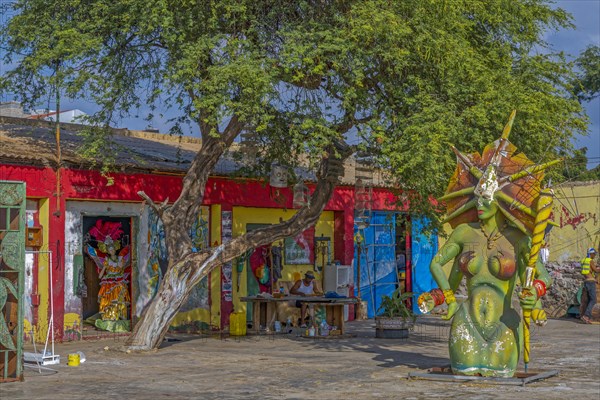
[544,261,585,318]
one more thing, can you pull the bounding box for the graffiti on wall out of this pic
[181,209,210,312]
[557,205,597,230]
[549,182,599,262]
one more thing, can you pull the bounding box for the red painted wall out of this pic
[2,162,403,336]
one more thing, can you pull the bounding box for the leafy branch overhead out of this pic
[1,1,588,224]
[0,1,591,350]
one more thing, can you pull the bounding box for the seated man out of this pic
[289,272,322,327]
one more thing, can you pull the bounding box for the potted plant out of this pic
[375,289,416,338]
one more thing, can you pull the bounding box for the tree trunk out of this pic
[126,253,211,350]
[126,140,351,351]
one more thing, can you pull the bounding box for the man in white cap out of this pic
[581,248,598,324]
[290,271,322,327]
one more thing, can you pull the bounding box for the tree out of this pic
[573,45,600,102]
[560,147,600,182]
[1,0,587,351]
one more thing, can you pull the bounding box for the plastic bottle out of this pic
[308,325,315,337]
[320,320,329,336]
[285,317,292,334]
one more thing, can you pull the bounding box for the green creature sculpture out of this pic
[422,111,557,377]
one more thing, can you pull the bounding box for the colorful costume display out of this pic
[420,111,556,377]
[85,220,131,332]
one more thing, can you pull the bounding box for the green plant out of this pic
[377,289,415,322]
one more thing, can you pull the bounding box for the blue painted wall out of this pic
[410,218,438,314]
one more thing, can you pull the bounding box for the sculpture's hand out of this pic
[519,288,538,311]
[443,301,459,320]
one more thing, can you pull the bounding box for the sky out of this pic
[546,0,600,169]
[1,0,599,168]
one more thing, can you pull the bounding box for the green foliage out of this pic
[559,147,600,182]
[573,45,600,102]
[0,0,589,224]
[376,289,415,321]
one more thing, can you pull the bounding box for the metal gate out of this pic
[0,181,25,382]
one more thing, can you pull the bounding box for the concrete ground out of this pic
[1,317,599,400]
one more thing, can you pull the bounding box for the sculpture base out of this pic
[408,366,559,386]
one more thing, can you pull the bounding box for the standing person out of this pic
[290,272,322,327]
[580,248,598,324]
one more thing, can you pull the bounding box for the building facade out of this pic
[1,117,437,342]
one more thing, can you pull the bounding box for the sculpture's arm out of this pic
[448,258,464,292]
[430,231,463,291]
[86,244,107,279]
[534,255,552,288]
[430,226,466,320]
[517,236,547,309]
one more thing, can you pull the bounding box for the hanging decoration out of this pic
[354,159,374,229]
[293,181,310,208]
[269,164,288,188]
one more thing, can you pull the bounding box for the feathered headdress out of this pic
[440,111,561,235]
[88,220,124,253]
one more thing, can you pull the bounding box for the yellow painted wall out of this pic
[548,181,600,262]
[63,312,81,340]
[170,308,211,329]
[231,206,335,314]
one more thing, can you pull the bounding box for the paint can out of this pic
[67,353,80,367]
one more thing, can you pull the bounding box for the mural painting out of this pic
[139,208,210,332]
[284,227,314,265]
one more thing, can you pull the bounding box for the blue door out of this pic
[354,212,397,318]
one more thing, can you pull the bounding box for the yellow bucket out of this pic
[67,353,80,367]
[230,311,247,336]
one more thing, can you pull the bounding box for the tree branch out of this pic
[203,139,353,271]
[138,190,168,216]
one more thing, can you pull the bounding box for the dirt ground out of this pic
[1,317,599,400]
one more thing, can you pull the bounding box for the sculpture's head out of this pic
[440,110,560,235]
[89,219,124,255]
[476,197,498,220]
[474,164,500,220]
[98,235,120,256]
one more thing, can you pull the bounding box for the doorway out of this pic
[82,216,133,332]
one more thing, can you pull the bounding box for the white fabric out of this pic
[296,280,314,295]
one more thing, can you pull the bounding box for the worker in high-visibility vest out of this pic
[581,248,598,324]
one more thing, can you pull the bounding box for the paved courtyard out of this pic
[1,317,599,400]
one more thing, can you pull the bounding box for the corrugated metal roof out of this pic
[0,116,389,186]
[0,117,240,175]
